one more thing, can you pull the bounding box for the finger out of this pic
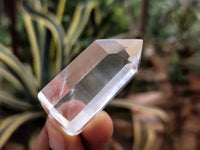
[46,100,85,150]
[81,111,113,150]
[46,117,84,150]
[57,100,85,121]
[32,126,50,150]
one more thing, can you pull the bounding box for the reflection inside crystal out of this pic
[55,51,129,109]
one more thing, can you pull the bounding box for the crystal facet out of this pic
[38,39,143,135]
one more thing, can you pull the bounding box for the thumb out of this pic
[46,116,84,150]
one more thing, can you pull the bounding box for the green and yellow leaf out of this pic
[132,116,142,150]
[64,2,99,62]
[110,99,169,123]
[0,44,38,97]
[23,14,41,84]
[0,65,24,91]
[20,1,65,74]
[0,112,43,149]
[0,90,32,110]
[143,125,156,150]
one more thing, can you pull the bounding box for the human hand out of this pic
[33,110,113,150]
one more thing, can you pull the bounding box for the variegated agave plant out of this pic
[0,0,104,148]
[0,0,169,149]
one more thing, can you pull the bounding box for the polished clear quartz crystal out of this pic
[38,39,143,135]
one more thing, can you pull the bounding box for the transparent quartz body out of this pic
[38,39,143,135]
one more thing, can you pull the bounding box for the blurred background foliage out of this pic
[0,0,200,150]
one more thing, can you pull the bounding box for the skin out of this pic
[33,100,113,150]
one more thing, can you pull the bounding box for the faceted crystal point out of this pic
[38,39,143,135]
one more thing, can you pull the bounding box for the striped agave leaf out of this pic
[20,1,65,77]
[0,44,38,98]
[23,14,41,84]
[0,90,32,110]
[56,0,67,22]
[110,99,169,123]
[0,112,43,149]
[0,64,24,91]
[49,0,67,68]
[132,115,142,150]
[143,124,156,150]
[64,2,100,62]
[109,99,169,150]
[132,116,156,150]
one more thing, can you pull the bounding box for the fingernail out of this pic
[46,119,65,150]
